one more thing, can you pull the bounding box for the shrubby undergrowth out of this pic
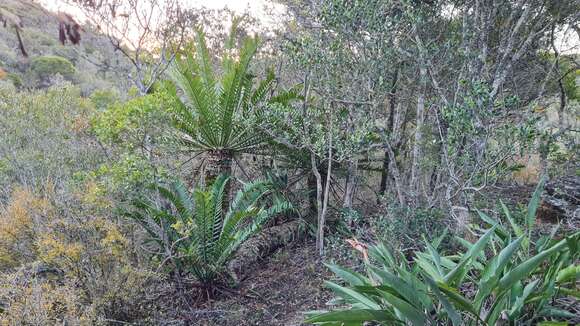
[307,184,580,325]
[0,1,578,324]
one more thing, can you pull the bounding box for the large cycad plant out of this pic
[167,19,276,185]
[128,175,292,288]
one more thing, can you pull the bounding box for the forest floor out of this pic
[194,240,335,326]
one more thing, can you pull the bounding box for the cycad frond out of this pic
[194,28,216,91]
[167,18,273,155]
[128,174,293,285]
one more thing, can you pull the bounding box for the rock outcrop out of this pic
[537,176,579,227]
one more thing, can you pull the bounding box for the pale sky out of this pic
[38,0,285,24]
[37,0,286,48]
[37,0,578,54]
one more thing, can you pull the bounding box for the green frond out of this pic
[251,68,276,106]
[194,28,216,91]
[129,174,292,285]
[167,17,295,158]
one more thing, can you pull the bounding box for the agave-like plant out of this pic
[127,174,292,287]
[306,182,580,326]
[167,18,280,185]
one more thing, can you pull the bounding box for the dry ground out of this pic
[193,240,334,326]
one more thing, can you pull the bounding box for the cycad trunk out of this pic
[343,159,357,210]
[204,150,233,184]
[204,150,233,212]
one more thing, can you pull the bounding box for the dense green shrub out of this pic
[127,174,293,288]
[0,84,101,194]
[28,55,76,86]
[306,184,579,325]
[91,89,173,145]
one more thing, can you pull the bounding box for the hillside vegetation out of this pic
[0,0,578,325]
[0,0,130,94]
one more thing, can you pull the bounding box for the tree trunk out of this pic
[311,123,333,257]
[203,150,234,213]
[318,123,333,256]
[410,65,427,202]
[311,152,324,255]
[379,150,390,198]
[307,173,318,216]
[379,69,399,197]
[385,142,405,206]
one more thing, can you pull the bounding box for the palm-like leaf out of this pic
[128,174,293,285]
[167,22,269,155]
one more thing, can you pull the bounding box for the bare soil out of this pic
[194,240,333,326]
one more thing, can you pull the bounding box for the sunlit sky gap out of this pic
[37,0,578,54]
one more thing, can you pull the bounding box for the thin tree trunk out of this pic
[379,150,390,198]
[385,142,405,206]
[307,173,318,216]
[310,152,324,254]
[319,125,333,256]
[312,113,334,256]
[410,65,427,201]
[379,69,399,197]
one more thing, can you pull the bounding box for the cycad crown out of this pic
[167,18,277,183]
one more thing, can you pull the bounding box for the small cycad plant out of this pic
[306,182,579,326]
[127,174,292,289]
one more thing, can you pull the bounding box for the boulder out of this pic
[537,176,579,226]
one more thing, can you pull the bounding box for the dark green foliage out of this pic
[29,55,76,80]
[5,72,22,88]
[127,174,293,285]
[306,183,579,325]
[167,18,275,156]
[91,89,173,145]
[89,89,119,110]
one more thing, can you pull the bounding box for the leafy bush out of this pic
[28,55,76,87]
[0,84,101,194]
[91,89,173,145]
[0,273,97,325]
[0,187,51,269]
[89,88,119,110]
[0,185,160,324]
[5,72,22,88]
[306,184,579,325]
[370,204,450,253]
[127,174,293,289]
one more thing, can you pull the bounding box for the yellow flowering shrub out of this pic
[0,186,161,324]
[0,273,98,326]
[36,234,84,264]
[0,187,53,269]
